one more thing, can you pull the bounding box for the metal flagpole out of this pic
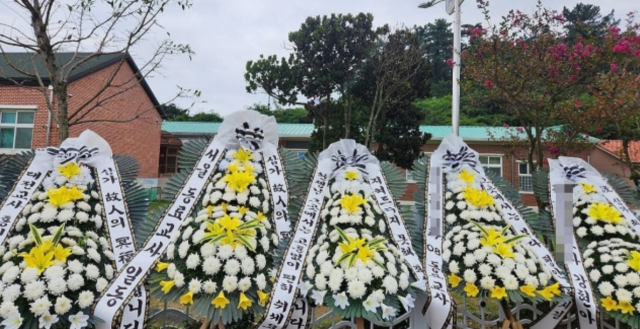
[451,0,461,136]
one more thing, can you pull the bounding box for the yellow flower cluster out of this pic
[221,149,258,193]
[339,194,366,215]
[57,162,82,178]
[587,202,624,224]
[462,187,496,209]
[448,273,561,301]
[47,186,85,208]
[20,225,71,274]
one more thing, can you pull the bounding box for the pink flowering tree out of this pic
[463,0,608,177]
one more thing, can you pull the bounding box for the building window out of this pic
[519,162,533,192]
[406,169,414,182]
[479,155,502,177]
[0,111,34,149]
[283,140,310,150]
[159,146,179,174]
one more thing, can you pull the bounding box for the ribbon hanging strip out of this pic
[549,159,599,329]
[0,150,51,244]
[93,139,226,328]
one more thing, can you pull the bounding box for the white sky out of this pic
[1,0,636,116]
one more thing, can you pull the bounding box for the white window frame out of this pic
[479,154,503,177]
[518,161,535,193]
[0,107,36,153]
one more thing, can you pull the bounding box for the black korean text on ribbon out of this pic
[561,163,587,181]
[46,145,99,164]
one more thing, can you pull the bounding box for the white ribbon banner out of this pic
[256,160,331,329]
[549,161,599,329]
[263,146,292,239]
[368,166,426,287]
[480,176,573,327]
[0,150,51,244]
[421,158,454,329]
[95,159,147,328]
[93,139,225,329]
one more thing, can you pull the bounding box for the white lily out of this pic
[363,295,380,313]
[311,289,327,306]
[1,312,22,329]
[381,303,397,320]
[69,311,89,329]
[398,293,415,312]
[298,281,313,297]
[38,313,59,329]
[333,292,350,309]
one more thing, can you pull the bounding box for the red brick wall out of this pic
[0,61,161,178]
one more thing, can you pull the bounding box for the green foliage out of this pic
[562,3,619,44]
[414,18,453,98]
[245,103,311,123]
[163,103,223,122]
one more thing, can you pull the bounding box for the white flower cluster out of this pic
[155,147,276,314]
[0,162,113,328]
[443,169,562,303]
[303,167,414,321]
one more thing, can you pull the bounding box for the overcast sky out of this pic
[2,0,637,116]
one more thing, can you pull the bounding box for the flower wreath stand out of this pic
[256,139,427,329]
[0,130,150,329]
[412,134,572,329]
[535,157,640,328]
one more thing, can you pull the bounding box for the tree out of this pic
[245,13,387,148]
[0,0,194,143]
[161,103,189,120]
[245,103,310,123]
[463,1,609,179]
[414,19,453,97]
[563,3,619,43]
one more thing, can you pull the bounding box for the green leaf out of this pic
[236,235,255,252]
[29,224,43,246]
[52,223,65,246]
[334,225,349,242]
[335,253,352,267]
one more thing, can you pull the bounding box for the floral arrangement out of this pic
[302,167,416,322]
[0,161,110,329]
[442,169,564,304]
[572,182,640,325]
[151,147,277,323]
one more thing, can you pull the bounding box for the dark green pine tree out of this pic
[414,18,453,97]
[563,3,619,44]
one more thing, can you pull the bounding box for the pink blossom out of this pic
[574,100,582,107]
[485,80,494,89]
[446,58,454,68]
[597,126,603,132]
[503,123,510,128]
[543,159,549,166]
[584,133,590,138]
[609,26,621,37]
[611,63,619,71]
[516,127,524,133]
[471,28,486,38]
[549,146,560,155]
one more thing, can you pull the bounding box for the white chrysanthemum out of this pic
[602,265,614,274]
[202,257,222,275]
[525,276,539,288]
[464,269,477,283]
[2,266,20,284]
[222,276,238,292]
[24,280,46,300]
[188,278,202,294]
[0,301,18,319]
[47,277,67,296]
[218,245,234,260]
[383,276,398,294]
[174,271,185,287]
[40,206,58,223]
[224,259,241,276]
[617,288,633,303]
[86,248,101,262]
[576,227,587,237]
[203,280,218,294]
[78,291,95,308]
[478,263,493,276]
[186,253,201,269]
[20,267,39,284]
[238,277,252,292]
[591,226,604,236]
[616,262,630,273]
[504,275,519,290]
[57,209,75,222]
[2,284,20,302]
[54,295,72,315]
[627,272,640,286]
[29,296,52,316]
[96,278,108,292]
[598,282,615,296]
[480,276,495,290]
[165,244,176,260]
[178,241,190,259]
[105,265,114,280]
[67,273,85,291]
[487,254,501,266]
[449,261,460,274]
[85,264,100,280]
[474,248,488,262]
[328,269,343,292]
[241,258,255,275]
[463,254,477,267]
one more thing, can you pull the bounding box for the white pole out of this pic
[452,0,461,136]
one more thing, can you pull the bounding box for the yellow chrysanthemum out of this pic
[344,169,360,181]
[459,169,475,184]
[627,251,640,272]
[212,291,230,309]
[339,194,366,214]
[257,290,270,306]
[587,202,623,224]
[47,186,85,208]
[580,184,597,194]
[160,280,175,294]
[448,273,462,288]
[618,301,635,315]
[464,283,479,297]
[491,286,507,300]
[222,166,256,193]
[238,292,253,310]
[179,291,194,305]
[520,285,536,297]
[601,296,617,312]
[462,187,496,208]
[57,162,82,178]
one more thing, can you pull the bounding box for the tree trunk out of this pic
[364,84,383,148]
[322,116,328,150]
[56,83,70,143]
